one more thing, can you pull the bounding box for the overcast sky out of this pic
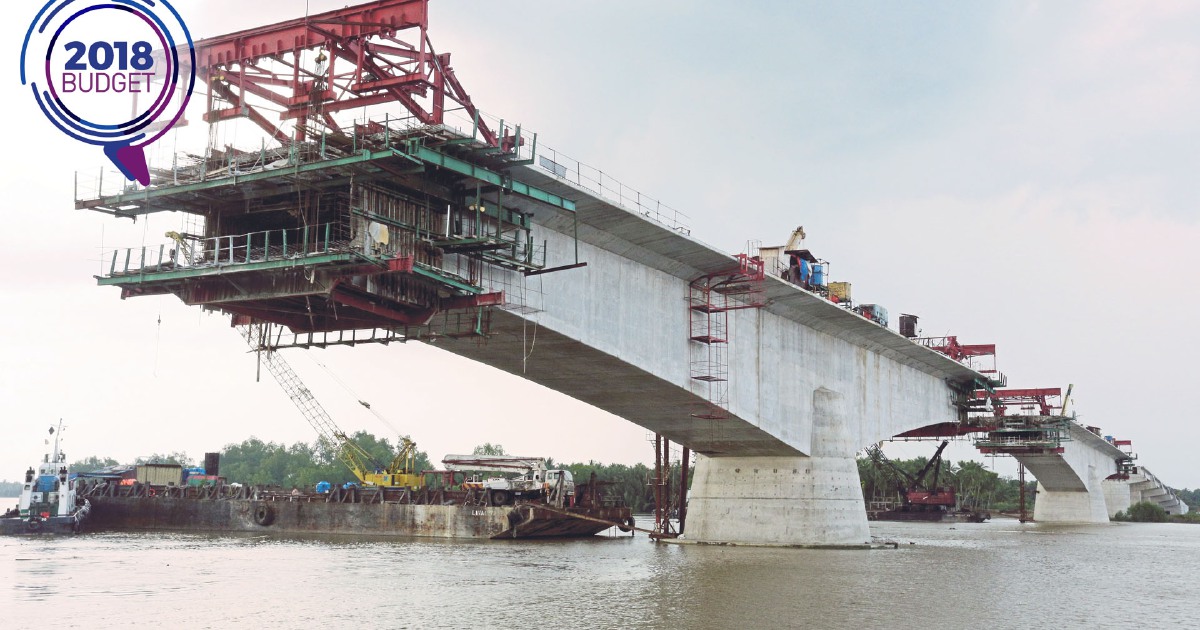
[2,1,1197,488]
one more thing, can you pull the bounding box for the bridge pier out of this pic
[1032,480,1110,523]
[1102,478,1133,518]
[683,388,870,547]
[1017,451,1111,523]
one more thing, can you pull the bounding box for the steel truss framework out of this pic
[196,0,500,146]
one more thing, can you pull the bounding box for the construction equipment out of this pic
[854,304,889,327]
[828,281,851,304]
[973,387,1062,417]
[242,322,424,489]
[164,231,196,265]
[914,336,1007,390]
[441,454,574,505]
[782,226,822,288]
[868,441,956,511]
[1061,383,1074,417]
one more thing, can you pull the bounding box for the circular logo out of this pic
[21,0,195,185]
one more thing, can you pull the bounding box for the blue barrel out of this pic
[812,264,825,286]
[316,481,331,493]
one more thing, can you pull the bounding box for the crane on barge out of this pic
[868,440,957,513]
[242,322,424,490]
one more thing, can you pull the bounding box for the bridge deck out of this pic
[510,164,986,385]
[429,165,989,456]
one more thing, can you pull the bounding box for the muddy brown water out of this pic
[4,517,1198,628]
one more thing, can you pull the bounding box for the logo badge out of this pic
[20,0,196,185]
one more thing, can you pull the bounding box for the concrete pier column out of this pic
[1032,464,1110,523]
[1102,478,1132,518]
[681,388,870,547]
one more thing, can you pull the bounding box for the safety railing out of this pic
[531,146,690,235]
[76,107,693,237]
[105,222,348,277]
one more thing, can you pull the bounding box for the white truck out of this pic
[441,455,575,506]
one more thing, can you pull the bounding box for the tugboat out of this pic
[1,422,90,535]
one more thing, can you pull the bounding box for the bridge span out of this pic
[78,100,1189,545]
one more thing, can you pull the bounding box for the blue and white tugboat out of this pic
[1,422,90,535]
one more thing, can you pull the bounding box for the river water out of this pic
[3,517,1198,629]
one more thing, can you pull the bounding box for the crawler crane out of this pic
[242,322,424,489]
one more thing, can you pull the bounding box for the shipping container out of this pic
[136,464,183,487]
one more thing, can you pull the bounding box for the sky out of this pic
[1,1,1197,488]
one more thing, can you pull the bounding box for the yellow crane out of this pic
[241,323,424,489]
[1061,383,1074,417]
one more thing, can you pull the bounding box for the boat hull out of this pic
[0,514,85,535]
[84,493,632,539]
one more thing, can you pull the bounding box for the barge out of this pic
[867,507,990,523]
[78,479,633,539]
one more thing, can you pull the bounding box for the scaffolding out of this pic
[648,433,690,538]
[687,254,765,420]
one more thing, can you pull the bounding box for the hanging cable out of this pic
[522,274,539,373]
[303,353,403,437]
[153,311,162,376]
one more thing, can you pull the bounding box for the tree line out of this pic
[6,434,1199,517]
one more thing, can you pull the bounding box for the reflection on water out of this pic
[4,518,1200,629]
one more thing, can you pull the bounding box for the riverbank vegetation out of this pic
[1113,501,1169,522]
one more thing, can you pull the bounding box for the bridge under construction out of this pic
[76,0,1186,545]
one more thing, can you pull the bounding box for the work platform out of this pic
[84,121,563,336]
